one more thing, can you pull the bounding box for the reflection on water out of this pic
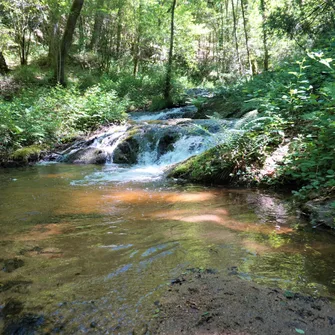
[0,164,335,333]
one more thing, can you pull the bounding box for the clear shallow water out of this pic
[0,164,335,333]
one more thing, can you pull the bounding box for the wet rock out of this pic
[90,321,97,328]
[62,147,107,165]
[181,105,198,119]
[157,134,179,157]
[228,266,239,276]
[171,278,185,285]
[43,153,61,162]
[113,137,139,164]
[302,197,335,229]
[3,314,44,335]
[2,259,24,273]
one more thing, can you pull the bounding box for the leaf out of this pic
[295,329,305,334]
[14,126,24,133]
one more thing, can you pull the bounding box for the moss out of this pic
[11,145,43,163]
[169,132,267,185]
[126,127,141,137]
[169,146,236,184]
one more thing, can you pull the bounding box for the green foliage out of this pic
[12,65,51,85]
[99,68,186,111]
[188,41,335,200]
[0,84,127,161]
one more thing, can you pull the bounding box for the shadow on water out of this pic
[0,164,335,333]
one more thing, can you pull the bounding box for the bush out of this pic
[0,84,128,161]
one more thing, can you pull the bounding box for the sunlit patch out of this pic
[242,240,272,255]
[108,190,216,204]
[174,214,226,224]
[54,189,123,215]
[151,206,293,236]
[40,173,75,179]
[16,223,73,241]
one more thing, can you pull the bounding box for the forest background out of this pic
[0,0,334,222]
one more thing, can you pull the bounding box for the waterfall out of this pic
[51,105,240,183]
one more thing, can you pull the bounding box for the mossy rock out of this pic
[11,145,43,163]
[168,146,235,184]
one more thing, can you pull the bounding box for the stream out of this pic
[0,106,335,334]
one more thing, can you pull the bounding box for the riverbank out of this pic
[148,268,335,335]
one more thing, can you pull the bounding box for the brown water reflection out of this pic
[0,164,335,333]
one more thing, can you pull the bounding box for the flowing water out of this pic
[1,107,335,334]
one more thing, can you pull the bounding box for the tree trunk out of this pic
[56,0,85,86]
[231,0,242,74]
[164,0,177,107]
[48,2,61,68]
[0,52,9,74]
[116,0,124,59]
[89,0,104,51]
[20,33,27,65]
[260,0,269,71]
[78,15,85,52]
[240,0,252,75]
[133,0,143,77]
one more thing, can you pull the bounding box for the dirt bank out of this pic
[149,269,335,335]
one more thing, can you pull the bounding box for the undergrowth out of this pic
[185,41,335,201]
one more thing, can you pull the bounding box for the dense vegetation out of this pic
[0,0,334,216]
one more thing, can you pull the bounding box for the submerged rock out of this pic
[3,314,45,335]
[2,258,24,273]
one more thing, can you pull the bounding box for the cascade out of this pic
[50,105,240,182]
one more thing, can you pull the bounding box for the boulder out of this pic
[303,197,335,229]
[62,148,107,165]
[113,137,139,164]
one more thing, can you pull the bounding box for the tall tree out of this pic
[89,0,104,51]
[164,0,177,106]
[231,0,242,74]
[116,0,125,59]
[240,0,252,74]
[56,0,85,86]
[133,0,143,76]
[260,0,269,71]
[47,0,61,67]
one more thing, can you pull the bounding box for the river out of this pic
[0,107,335,334]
